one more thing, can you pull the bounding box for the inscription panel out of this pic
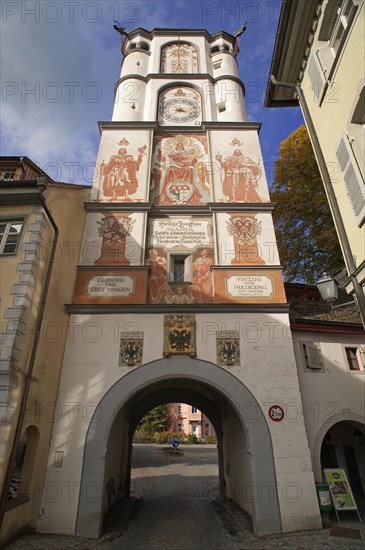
[225,275,274,298]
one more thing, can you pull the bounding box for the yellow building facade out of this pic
[265,0,365,320]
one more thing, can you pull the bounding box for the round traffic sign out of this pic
[171,439,180,448]
[268,405,284,422]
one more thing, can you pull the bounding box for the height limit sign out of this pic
[268,405,284,422]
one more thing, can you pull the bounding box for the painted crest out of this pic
[164,314,196,356]
[216,331,240,366]
[166,180,194,204]
[227,216,262,243]
[119,332,143,367]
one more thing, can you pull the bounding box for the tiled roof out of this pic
[289,301,362,325]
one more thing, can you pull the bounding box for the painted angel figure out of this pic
[155,285,203,305]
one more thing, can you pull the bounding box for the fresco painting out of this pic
[151,134,210,205]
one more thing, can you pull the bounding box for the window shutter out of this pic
[305,343,323,369]
[308,54,327,104]
[357,345,365,368]
[335,135,365,225]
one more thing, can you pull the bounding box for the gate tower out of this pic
[38,28,322,538]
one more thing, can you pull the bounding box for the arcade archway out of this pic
[75,357,281,538]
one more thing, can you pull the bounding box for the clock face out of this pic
[159,98,200,122]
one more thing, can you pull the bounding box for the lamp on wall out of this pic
[316,272,339,303]
[316,272,356,309]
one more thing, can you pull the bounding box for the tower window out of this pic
[210,45,220,54]
[218,102,226,113]
[170,254,190,282]
[173,258,185,281]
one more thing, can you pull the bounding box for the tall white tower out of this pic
[38,28,322,540]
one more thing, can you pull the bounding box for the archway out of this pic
[75,357,281,538]
[319,419,365,501]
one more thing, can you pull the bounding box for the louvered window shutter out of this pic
[308,54,327,104]
[304,343,323,369]
[335,135,365,225]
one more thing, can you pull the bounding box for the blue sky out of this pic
[1,0,304,186]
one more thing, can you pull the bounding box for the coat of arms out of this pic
[216,331,240,366]
[164,315,196,357]
[119,332,143,367]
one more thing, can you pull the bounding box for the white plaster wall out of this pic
[112,78,146,121]
[292,330,365,480]
[120,51,151,78]
[38,312,320,535]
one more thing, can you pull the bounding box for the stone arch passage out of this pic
[75,357,281,538]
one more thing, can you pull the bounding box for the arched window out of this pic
[161,42,199,73]
[210,45,220,54]
[139,41,150,51]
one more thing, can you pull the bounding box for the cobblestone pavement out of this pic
[5,444,364,549]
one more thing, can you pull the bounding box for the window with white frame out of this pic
[0,171,16,181]
[191,406,198,414]
[345,346,365,371]
[302,342,324,370]
[0,219,24,255]
[329,0,356,55]
[176,405,181,415]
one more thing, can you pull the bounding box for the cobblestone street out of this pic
[5,444,364,549]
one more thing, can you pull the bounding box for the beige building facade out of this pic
[265,0,365,320]
[168,403,215,439]
[0,157,89,544]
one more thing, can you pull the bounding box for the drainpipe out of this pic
[270,75,365,327]
[0,183,59,530]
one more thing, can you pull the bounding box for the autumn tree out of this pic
[138,405,170,435]
[271,125,343,284]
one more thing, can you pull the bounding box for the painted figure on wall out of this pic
[192,248,214,302]
[95,213,135,265]
[152,135,210,206]
[99,139,147,201]
[145,248,168,303]
[155,284,203,304]
[215,143,264,202]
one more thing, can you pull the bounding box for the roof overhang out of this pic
[264,0,319,108]
[0,178,47,205]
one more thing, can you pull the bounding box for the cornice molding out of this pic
[66,303,290,314]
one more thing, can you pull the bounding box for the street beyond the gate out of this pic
[5,444,364,549]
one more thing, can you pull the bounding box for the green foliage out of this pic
[169,432,184,442]
[153,431,171,444]
[187,434,198,444]
[133,430,154,443]
[205,435,217,444]
[271,125,343,284]
[137,405,170,435]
